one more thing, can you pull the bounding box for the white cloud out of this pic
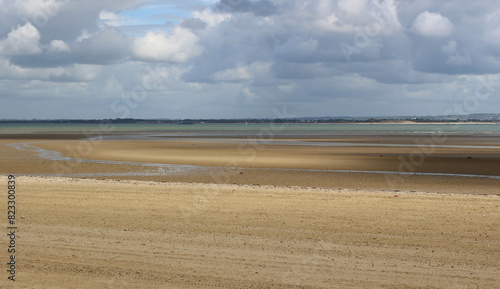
[314,0,402,35]
[0,58,100,82]
[98,9,136,29]
[67,64,101,82]
[132,27,203,63]
[411,11,454,37]
[0,57,61,79]
[240,86,259,102]
[99,10,121,27]
[14,0,60,19]
[213,62,271,82]
[48,39,70,52]
[372,0,403,34]
[193,9,231,27]
[76,30,91,42]
[314,13,355,33]
[338,0,368,16]
[214,66,253,81]
[0,22,42,55]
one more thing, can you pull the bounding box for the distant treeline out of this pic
[0,117,499,124]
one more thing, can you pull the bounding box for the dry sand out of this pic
[0,176,499,288]
[0,133,499,288]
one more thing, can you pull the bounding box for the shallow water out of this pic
[7,141,212,177]
[2,123,500,135]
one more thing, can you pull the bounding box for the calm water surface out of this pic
[2,123,500,135]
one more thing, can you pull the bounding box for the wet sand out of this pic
[0,133,499,288]
[2,133,500,194]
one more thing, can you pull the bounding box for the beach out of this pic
[0,131,499,288]
[1,177,499,288]
[3,0,500,287]
[2,132,500,194]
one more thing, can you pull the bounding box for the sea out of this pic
[1,123,500,135]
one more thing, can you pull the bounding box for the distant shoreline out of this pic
[1,113,500,125]
[357,121,499,125]
[0,120,499,125]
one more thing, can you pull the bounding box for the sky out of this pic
[1,0,500,119]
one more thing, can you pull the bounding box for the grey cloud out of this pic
[214,0,278,16]
[181,18,207,30]
[271,61,337,80]
[9,28,131,67]
[1,0,148,44]
[3,0,500,120]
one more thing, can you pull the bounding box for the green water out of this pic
[1,122,500,135]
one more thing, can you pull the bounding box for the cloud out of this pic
[313,0,402,35]
[0,22,42,55]
[181,17,208,30]
[274,38,319,62]
[440,40,457,54]
[99,10,122,28]
[440,40,471,66]
[3,0,500,119]
[192,9,231,27]
[8,28,132,67]
[215,0,278,16]
[213,61,271,81]
[241,86,259,101]
[132,27,203,62]
[338,0,368,16]
[411,11,454,37]
[13,0,61,19]
[278,84,294,93]
[76,30,91,42]
[0,57,100,82]
[48,39,70,52]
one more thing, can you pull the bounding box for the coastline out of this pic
[0,131,499,288]
[2,132,500,195]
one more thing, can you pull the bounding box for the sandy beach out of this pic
[0,132,499,288]
[1,176,499,288]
